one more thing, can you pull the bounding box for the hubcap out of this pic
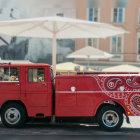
[5,108,21,125]
[102,110,119,128]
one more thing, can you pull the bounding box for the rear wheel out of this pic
[1,103,27,128]
[97,105,123,131]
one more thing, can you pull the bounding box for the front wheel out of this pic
[1,103,27,128]
[97,105,123,131]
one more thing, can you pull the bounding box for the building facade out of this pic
[1,0,140,68]
[75,0,140,68]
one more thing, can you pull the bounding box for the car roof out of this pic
[0,63,50,67]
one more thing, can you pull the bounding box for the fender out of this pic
[94,98,128,116]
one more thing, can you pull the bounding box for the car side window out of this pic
[28,68,45,82]
[0,67,19,82]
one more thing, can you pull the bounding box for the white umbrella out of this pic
[67,46,113,67]
[103,64,140,72]
[56,62,95,72]
[0,16,127,76]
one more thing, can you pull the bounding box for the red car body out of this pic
[0,63,140,129]
[0,64,53,117]
[56,74,140,117]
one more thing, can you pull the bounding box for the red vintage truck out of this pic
[0,63,139,131]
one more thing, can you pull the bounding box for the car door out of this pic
[0,66,20,100]
[55,76,77,116]
[25,66,48,107]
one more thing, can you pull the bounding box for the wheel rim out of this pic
[102,110,119,128]
[5,108,21,125]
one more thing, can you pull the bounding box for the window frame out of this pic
[27,67,46,83]
[57,54,63,63]
[0,66,20,83]
[87,8,100,22]
[137,32,140,62]
[111,8,125,23]
[86,38,99,48]
[56,13,64,17]
[110,36,124,54]
[110,35,124,61]
[138,8,140,24]
[138,36,140,55]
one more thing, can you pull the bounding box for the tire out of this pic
[97,105,123,131]
[1,103,27,128]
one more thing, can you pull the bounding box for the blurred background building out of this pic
[0,0,75,64]
[75,0,140,70]
[0,0,140,70]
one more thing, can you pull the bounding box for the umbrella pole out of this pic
[52,33,57,77]
[88,56,90,68]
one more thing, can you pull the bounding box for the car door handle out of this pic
[42,83,47,85]
[17,84,20,86]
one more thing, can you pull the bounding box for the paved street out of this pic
[0,117,140,136]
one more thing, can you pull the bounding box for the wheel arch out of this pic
[95,99,127,117]
[0,100,28,115]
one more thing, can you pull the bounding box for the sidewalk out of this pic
[123,117,140,128]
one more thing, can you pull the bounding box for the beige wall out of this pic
[75,0,86,51]
[75,0,140,63]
